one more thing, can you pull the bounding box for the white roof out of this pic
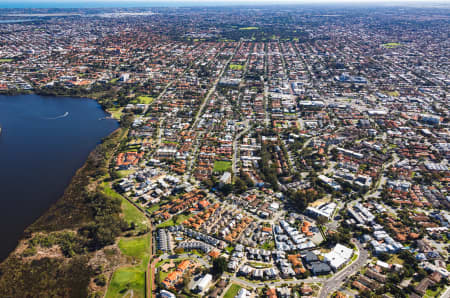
[324,244,353,270]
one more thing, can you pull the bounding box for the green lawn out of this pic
[248,262,272,268]
[116,169,134,178]
[156,213,191,228]
[261,240,275,250]
[229,64,244,70]
[224,284,242,298]
[102,185,148,233]
[224,245,234,253]
[130,95,154,105]
[425,287,443,298]
[388,254,404,265]
[213,161,232,172]
[118,234,150,260]
[156,257,187,268]
[136,96,154,104]
[0,58,13,63]
[157,218,175,228]
[382,42,401,48]
[107,107,123,120]
[106,234,150,298]
[239,27,259,30]
[106,259,148,298]
[147,204,161,214]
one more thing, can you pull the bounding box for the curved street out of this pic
[319,239,369,298]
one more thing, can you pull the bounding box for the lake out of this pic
[0,94,118,261]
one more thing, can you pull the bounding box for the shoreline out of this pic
[0,86,118,118]
[0,91,122,264]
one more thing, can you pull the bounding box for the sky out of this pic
[0,0,447,9]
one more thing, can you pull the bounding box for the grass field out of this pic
[102,185,149,233]
[156,257,187,268]
[224,284,242,298]
[156,213,191,228]
[116,170,135,179]
[385,91,400,97]
[107,107,123,120]
[239,27,259,30]
[147,203,161,214]
[261,240,275,250]
[224,245,234,253]
[0,58,13,63]
[118,234,150,260]
[425,287,444,298]
[229,64,244,70]
[382,42,401,48]
[248,262,272,268]
[213,161,232,172]
[106,234,150,298]
[135,96,154,104]
[388,254,405,265]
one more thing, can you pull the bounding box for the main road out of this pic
[185,42,241,181]
[232,120,251,175]
[318,239,369,298]
[221,239,368,294]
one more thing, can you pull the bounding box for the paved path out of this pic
[148,257,159,298]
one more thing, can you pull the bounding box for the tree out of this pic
[290,190,308,212]
[211,257,227,277]
[234,177,247,194]
[221,184,233,196]
[316,216,328,225]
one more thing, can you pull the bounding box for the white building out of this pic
[324,244,353,271]
[194,274,212,292]
[236,288,251,298]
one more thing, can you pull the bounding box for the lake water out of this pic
[0,94,118,261]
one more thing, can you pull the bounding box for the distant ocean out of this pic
[0,2,175,8]
[0,1,239,9]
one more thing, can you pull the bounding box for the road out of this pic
[261,76,270,127]
[232,120,251,174]
[220,240,368,293]
[184,43,240,181]
[318,239,369,298]
[440,286,450,298]
[192,43,240,129]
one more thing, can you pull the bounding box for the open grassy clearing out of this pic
[102,185,148,233]
[382,42,401,48]
[116,169,135,178]
[106,234,150,298]
[156,257,188,268]
[146,203,161,214]
[136,96,154,104]
[107,107,123,120]
[385,91,400,97]
[229,64,244,70]
[0,58,13,63]
[224,284,242,298]
[118,234,150,260]
[130,96,154,104]
[156,213,192,228]
[105,256,149,298]
[239,27,259,30]
[213,160,232,172]
[387,254,404,265]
